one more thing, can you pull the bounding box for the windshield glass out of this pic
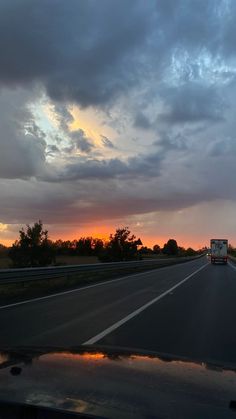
[0,0,236,375]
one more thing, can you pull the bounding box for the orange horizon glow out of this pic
[0,220,209,250]
[0,230,207,250]
[49,231,206,250]
[51,228,207,250]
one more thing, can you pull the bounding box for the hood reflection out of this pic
[0,345,235,375]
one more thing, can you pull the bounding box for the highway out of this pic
[1,256,236,365]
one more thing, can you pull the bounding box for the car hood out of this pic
[0,345,236,418]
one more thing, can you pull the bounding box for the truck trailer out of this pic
[210,239,228,264]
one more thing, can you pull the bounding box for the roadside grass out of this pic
[142,254,172,259]
[0,257,11,269]
[55,255,99,265]
[0,253,193,269]
[0,255,99,269]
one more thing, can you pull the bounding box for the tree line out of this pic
[0,221,201,268]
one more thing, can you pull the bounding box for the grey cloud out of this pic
[0,0,155,107]
[133,112,152,130]
[0,0,234,130]
[46,144,60,156]
[0,88,47,179]
[206,136,236,157]
[44,151,164,182]
[101,135,115,149]
[51,134,64,145]
[52,106,94,154]
[0,178,160,226]
[25,120,46,140]
[0,179,77,225]
[158,83,225,124]
[1,0,231,109]
[155,0,223,55]
[2,143,236,228]
[53,104,74,132]
[153,132,187,151]
[69,129,94,153]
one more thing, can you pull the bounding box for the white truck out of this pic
[210,239,228,264]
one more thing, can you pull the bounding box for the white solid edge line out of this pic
[0,258,205,310]
[0,269,160,310]
[228,261,236,271]
[83,262,209,345]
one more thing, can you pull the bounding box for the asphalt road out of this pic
[1,256,236,365]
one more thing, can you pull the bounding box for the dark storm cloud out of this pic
[158,83,226,124]
[154,0,223,54]
[0,0,155,107]
[46,151,163,182]
[0,0,232,109]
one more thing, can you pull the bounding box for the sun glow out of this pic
[0,223,7,232]
[69,105,115,148]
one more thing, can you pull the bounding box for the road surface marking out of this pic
[228,261,236,271]
[0,259,204,310]
[83,263,208,345]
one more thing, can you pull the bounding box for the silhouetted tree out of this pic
[185,247,196,256]
[76,237,93,256]
[153,244,161,254]
[177,246,186,256]
[162,239,178,256]
[56,240,72,255]
[0,243,7,255]
[9,220,55,267]
[99,227,142,262]
[92,238,104,255]
[52,237,104,257]
[139,246,153,255]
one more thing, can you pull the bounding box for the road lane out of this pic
[0,257,206,347]
[83,263,207,344]
[98,262,236,364]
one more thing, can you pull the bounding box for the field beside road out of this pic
[0,253,200,269]
[0,257,10,269]
[0,255,100,269]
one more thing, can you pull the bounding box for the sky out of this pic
[1,0,236,249]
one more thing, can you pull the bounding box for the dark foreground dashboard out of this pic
[0,345,236,419]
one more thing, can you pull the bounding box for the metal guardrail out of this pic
[0,255,204,286]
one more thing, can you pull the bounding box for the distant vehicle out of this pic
[206,248,211,256]
[210,239,228,264]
